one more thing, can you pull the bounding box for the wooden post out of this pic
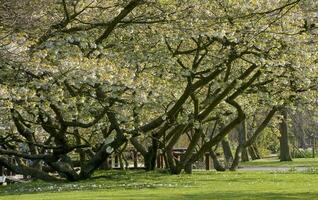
[205,152,210,170]
[133,150,138,169]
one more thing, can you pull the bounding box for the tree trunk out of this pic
[144,151,157,171]
[230,145,242,171]
[222,138,233,165]
[187,105,245,168]
[0,157,59,182]
[279,107,292,161]
[176,128,202,172]
[119,154,124,170]
[165,125,188,174]
[144,135,159,171]
[184,161,193,174]
[238,120,249,162]
[74,128,86,167]
[166,150,181,174]
[210,150,226,171]
[248,145,261,160]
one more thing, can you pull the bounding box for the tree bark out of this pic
[144,148,157,171]
[248,145,261,160]
[188,99,246,167]
[238,120,249,162]
[0,156,59,182]
[210,150,226,171]
[222,138,233,165]
[230,106,277,170]
[176,128,202,172]
[230,145,242,171]
[279,107,292,161]
[184,161,193,174]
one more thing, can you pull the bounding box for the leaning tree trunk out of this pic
[222,138,233,167]
[230,145,242,171]
[231,106,278,169]
[238,120,249,162]
[0,157,59,181]
[210,150,226,171]
[178,128,203,174]
[248,145,261,160]
[279,107,292,161]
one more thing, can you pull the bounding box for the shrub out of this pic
[291,148,313,158]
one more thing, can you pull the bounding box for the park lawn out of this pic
[1,168,318,200]
[239,157,318,168]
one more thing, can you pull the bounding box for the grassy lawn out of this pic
[1,165,318,200]
[239,157,318,168]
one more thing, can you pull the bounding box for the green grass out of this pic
[240,157,318,168]
[2,166,318,200]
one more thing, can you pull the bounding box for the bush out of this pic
[291,148,313,158]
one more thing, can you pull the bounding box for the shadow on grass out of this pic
[175,191,318,200]
[91,191,318,200]
[1,191,317,200]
